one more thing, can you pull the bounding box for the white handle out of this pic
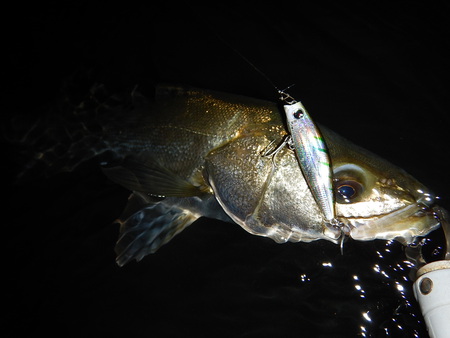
[413,260,450,338]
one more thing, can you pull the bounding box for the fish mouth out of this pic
[346,202,442,245]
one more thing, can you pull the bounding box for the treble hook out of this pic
[260,136,291,168]
[340,233,346,255]
[325,218,349,255]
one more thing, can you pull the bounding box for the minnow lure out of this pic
[268,90,343,237]
[216,38,343,235]
[282,95,337,221]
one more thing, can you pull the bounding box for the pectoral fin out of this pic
[102,156,203,197]
[114,192,199,266]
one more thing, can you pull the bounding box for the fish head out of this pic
[332,162,440,243]
[325,127,442,244]
[205,125,442,247]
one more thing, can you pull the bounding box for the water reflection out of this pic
[353,275,366,298]
[291,232,445,336]
[362,311,372,322]
[299,273,310,282]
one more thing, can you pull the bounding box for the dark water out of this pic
[5,3,450,337]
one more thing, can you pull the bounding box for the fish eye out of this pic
[333,164,370,203]
[335,180,364,203]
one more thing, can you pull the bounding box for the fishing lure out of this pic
[218,38,344,236]
[269,89,343,237]
[283,95,335,217]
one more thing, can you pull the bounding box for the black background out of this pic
[4,2,450,337]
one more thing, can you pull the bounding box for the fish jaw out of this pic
[348,201,441,245]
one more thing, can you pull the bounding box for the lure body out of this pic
[283,101,336,226]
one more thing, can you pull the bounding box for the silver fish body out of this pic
[17,84,445,266]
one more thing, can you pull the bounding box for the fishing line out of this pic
[213,27,345,246]
[212,32,297,103]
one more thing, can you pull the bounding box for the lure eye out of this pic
[293,109,303,119]
[335,180,363,203]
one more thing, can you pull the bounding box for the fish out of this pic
[13,84,446,266]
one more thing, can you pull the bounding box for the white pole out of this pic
[413,260,450,338]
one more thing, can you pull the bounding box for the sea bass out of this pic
[15,84,446,266]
